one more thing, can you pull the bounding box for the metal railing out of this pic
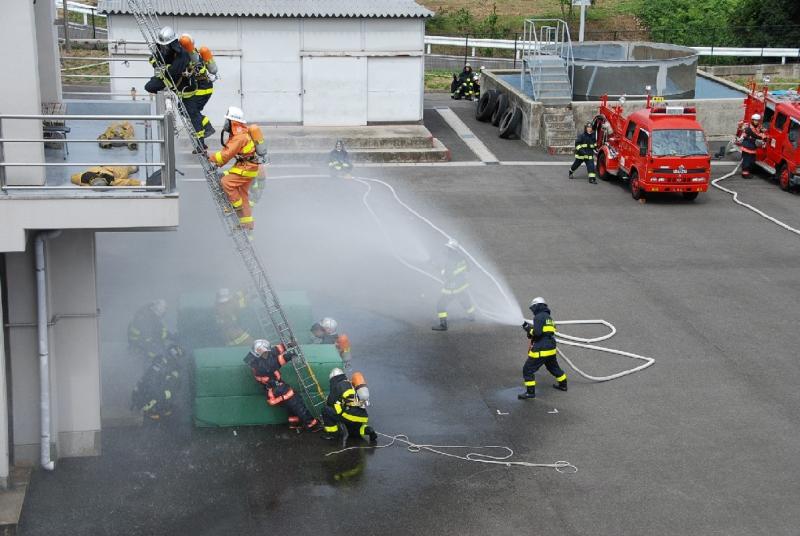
[520,19,574,101]
[0,110,176,193]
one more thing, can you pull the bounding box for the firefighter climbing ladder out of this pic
[125,0,327,416]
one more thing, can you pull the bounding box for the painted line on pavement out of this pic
[434,107,499,163]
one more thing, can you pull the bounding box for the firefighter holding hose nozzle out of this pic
[738,113,767,178]
[518,297,568,400]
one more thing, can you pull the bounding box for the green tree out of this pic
[728,0,800,47]
[636,0,742,46]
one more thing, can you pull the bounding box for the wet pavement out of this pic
[17,96,800,536]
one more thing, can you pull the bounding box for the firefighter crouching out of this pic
[208,107,261,232]
[569,122,598,184]
[518,297,567,400]
[244,339,321,432]
[131,344,183,422]
[738,113,767,178]
[328,139,353,177]
[321,368,377,443]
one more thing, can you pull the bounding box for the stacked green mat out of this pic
[193,344,342,427]
[177,290,315,350]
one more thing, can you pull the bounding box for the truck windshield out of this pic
[651,129,708,157]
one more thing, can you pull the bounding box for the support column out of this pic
[35,0,63,103]
[0,0,46,186]
[0,269,9,488]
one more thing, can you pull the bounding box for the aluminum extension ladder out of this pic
[125,0,327,417]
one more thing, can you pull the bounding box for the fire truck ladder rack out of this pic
[520,19,574,106]
[125,0,327,417]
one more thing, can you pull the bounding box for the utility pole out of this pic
[573,0,589,42]
[62,0,71,51]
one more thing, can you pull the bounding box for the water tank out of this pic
[571,42,698,101]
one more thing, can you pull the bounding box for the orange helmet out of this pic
[178,33,195,53]
[351,371,366,389]
[199,46,214,62]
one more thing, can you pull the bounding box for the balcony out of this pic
[0,98,179,252]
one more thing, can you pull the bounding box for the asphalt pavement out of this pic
[16,95,800,536]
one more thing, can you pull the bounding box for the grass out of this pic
[729,77,800,89]
[60,47,111,85]
[426,69,456,92]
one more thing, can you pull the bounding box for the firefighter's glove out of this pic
[522,321,532,331]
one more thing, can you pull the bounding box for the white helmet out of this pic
[751,113,761,122]
[216,288,231,304]
[320,317,338,335]
[329,367,344,380]
[150,299,167,317]
[530,296,546,307]
[225,106,246,124]
[445,238,459,250]
[252,339,270,356]
[156,26,177,46]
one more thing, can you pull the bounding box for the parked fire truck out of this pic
[735,82,800,192]
[594,94,711,201]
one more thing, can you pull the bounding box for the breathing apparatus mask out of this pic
[221,118,231,147]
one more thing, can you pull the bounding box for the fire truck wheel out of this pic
[597,153,610,180]
[778,164,791,191]
[630,170,644,200]
[476,90,498,122]
[492,93,509,126]
[498,106,522,139]
[682,192,699,201]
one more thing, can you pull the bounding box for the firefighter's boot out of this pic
[431,318,448,331]
[553,379,568,392]
[321,431,339,441]
[365,426,378,444]
[306,419,323,433]
[518,387,536,400]
[568,170,574,180]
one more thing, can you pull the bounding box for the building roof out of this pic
[98,0,433,18]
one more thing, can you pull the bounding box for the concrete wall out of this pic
[35,0,63,104]
[571,97,743,141]
[6,231,102,463]
[0,0,46,186]
[481,71,542,147]
[704,63,800,79]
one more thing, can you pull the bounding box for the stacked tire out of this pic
[475,90,521,139]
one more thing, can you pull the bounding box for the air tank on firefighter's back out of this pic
[571,42,698,101]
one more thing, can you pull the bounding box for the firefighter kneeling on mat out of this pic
[432,239,476,331]
[518,297,567,400]
[209,106,268,234]
[321,368,377,443]
[244,339,321,432]
[569,122,598,184]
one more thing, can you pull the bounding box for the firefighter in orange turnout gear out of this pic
[208,106,260,231]
[243,339,321,432]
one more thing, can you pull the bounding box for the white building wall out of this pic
[0,0,46,186]
[0,275,9,488]
[241,19,302,123]
[34,0,62,103]
[7,231,102,462]
[108,14,426,125]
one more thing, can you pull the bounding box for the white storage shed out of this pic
[99,0,433,126]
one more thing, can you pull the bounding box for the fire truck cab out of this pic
[736,84,800,192]
[595,95,711,201]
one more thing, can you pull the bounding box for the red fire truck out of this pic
[735,83,800,192]
[595,95,711,201]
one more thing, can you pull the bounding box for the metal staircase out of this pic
[521,19,574,106]
[125,0,326,417]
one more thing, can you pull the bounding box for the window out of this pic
[636,129,649,154]
[775,112,788,132]
[651,129,709,157]
[789,119,800,149]
[763,105,775,129]
[625,121,637,140]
